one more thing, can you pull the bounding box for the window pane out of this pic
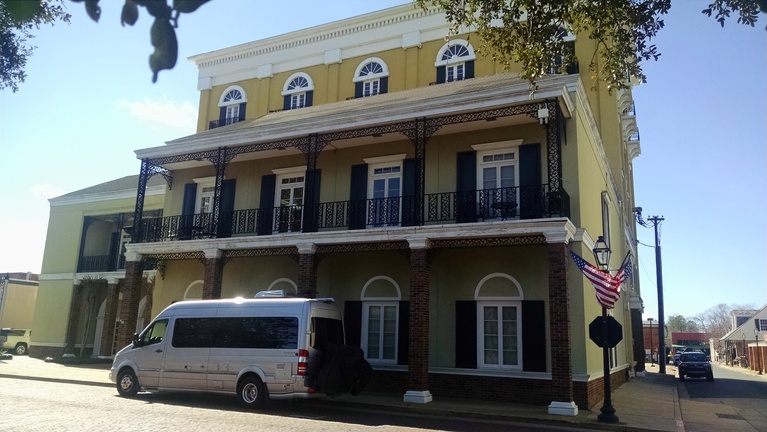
[373,179,386,199]
[500,165,515,188]
[484,306,498,321]
[483,167,497,190]
[388,178,400,197]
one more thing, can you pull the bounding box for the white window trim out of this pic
[272,166,306,176]
[434,39,476,67]
[193,177,216,214]
[218,85,247,106]
[363,154,407,165]
[353,57,390,82]
[475,273,524,371]
[360,275,402,365]
[281,72,314,96]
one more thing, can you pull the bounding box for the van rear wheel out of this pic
[116,369,139,397]
[237,376,265,408]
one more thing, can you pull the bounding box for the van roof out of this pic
[156,297,337,317]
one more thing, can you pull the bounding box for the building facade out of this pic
[35,5,645,413]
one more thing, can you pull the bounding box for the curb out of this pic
[0,373,113,389]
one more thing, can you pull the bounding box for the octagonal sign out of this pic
[589,316,623,348]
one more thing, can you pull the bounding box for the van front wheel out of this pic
[116,369,139,397]
[237,376,265,408]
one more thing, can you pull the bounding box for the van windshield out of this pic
[311,317,344,351]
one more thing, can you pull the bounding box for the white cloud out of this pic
[29,184,66,200]
[117,99,197,131]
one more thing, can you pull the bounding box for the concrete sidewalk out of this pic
[0,356,759,432]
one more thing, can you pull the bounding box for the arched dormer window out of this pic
[212,85,246,129]
[434,39,476,84]
[281,72,314,110]
[353,57,389,98]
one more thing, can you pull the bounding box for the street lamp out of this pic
[755,327,762,375]
[592,237,618,424]
[648,318,655,366]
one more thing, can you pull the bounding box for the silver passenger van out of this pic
[109,294,348,408]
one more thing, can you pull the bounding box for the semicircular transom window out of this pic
[354,58,389,98]
[287,76,309,91]
[435,40,476,83]
[223,89,243,103]
[441,44,471,62]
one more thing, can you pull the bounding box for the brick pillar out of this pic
[63,280,83,357]
[297,243,317,298]
[116,254,144,350]
[547,242,577,416]
[404,240,432,404]
[98,279,120,357]
[202,249,224,299]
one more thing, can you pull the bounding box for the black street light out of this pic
[648,318,655,367]
[592,236,618,424]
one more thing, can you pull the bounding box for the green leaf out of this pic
[4,0,43,23]
[173,0,210,14]
[121,0,139,26]
[148,17,178,83]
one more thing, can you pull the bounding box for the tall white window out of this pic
[365,154,405,227]
[435,40,476,83]
[475,273,524,370]
[354,58,389,97]
[473,141,522,219]
[360,276,401,365]
[194,178,216,214]
[274,167,306,233]
[282,73,314,109]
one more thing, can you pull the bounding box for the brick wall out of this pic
[408,248,429,390]
[574,368,629,409]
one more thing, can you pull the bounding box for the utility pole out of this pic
[634,209,666,374]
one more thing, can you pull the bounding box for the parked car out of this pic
[672,352,682,366]
[0,328,31,355]
[678,351,713,382]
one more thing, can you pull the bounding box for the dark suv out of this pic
[678,351,713,381]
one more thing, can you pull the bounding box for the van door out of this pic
[160,317,210,391]
[134,319,169,389]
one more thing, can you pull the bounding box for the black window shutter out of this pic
[401,158,416,227]
[218,106,226,123]
[455,151,477,223]
[283,95,291,111]
[238,102,246,121]
[522,300,546,372]
[380,77,388,94]
[305,91,314,107]
[354,82,363,98]
[257,174,276,235]
[349,164,368,230]
[303,169,321,233]
[455,300,477,369]
[519,143,542,219]
[344,301,362,347]
[107,231,120,271]
[436,65,446,84]
[180,183,197,240]
[465,60,475,79]
[218,179,236,238]
[398,301,410,365]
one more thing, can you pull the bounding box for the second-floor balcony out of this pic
[136,184,569,243]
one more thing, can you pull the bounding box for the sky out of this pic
[1,1,765,321]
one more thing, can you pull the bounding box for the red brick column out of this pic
[98,279,120,357]
[297,243,317,298]
[202,249,224,299]
[116,255,144,350]
[63,280,83,356]
[405,240,432,403]
[547,242,576,415]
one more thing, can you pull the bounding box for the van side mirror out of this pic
[132,333,140,347]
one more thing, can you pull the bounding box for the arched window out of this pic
[474,273,523,370]
[360,276,401,365]
[212,85,246,129]
[353,57,389,98]
[282,72,314,110]
[434,39,476,83]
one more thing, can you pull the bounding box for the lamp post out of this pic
[648,318,655,366]
[593,236,618,424]
[755,328,762,375]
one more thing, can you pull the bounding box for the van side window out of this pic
[310,317,345,350]
[172,317,299,349]
[139,319,168,346]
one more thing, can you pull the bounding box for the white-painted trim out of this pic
[281,72,314,95]
[401,31,421,49]
[360,275,402,301]
[403,390,432,404]
[363,154,406,165]
[476,300,523,370]
[353,57,389,82]
[49,185,165,207]
[193,176,216,184]
[183,280,203,300]
[272,166,306,175]
[473,273,524,300]
[471,139,524,152]
[218,85,247,105]
[434,39,476,67]
[324,48,342,65]
[266,278,297,295]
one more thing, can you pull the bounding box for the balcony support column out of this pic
[206,147,235,238]
[297,134,329,233]
[546,241,577,416]
[116,253,144,350]
[404,239,432,404]
[130,159,171,243]
[297,243,317,298]
[63,279,83,357]
[98,278,120,357]
[202,249,224,299]
[545,101,563,193]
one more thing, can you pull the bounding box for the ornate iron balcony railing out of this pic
[208,115,246,130]
[135,185,570,243]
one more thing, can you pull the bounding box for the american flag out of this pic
[569,250,632,309]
